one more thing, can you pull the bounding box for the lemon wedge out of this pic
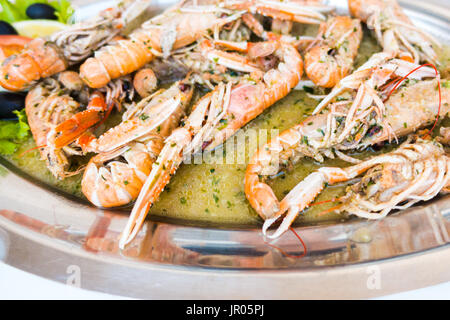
[12,20,67,38]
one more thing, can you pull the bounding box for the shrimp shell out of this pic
[79,6,243,88]
[304,16,362,88]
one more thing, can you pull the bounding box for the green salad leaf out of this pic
[14,108,30,139]
[0,0,74,24]
[0,0,24,23]
[0,139,16,154]
[0,109,31,155]
[51,0,74,24]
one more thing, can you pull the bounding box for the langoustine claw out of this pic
[27,72,136,179]
[25,74,88,179]
[45,75,135,153]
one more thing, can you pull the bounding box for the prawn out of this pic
[348,0,440,64]
[118,40,304,248]
[264,137,450,238]
[0,0,149,91]
[304,16,363,88]
[245,52,449,222]
[81,80,194,208]
[79,2,244,88]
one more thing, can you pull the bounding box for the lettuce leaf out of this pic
[0,0,74,24]
[14,108,30,139]
[0,0,25,23]
[0,139,17,154]
[0,121,20,139]
[51,0,74,24]
[0,109,31,155]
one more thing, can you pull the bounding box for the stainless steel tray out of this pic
[0,0,449,299]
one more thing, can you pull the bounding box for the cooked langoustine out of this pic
[165,41,248,89]
[25,73,90,178]
[144,8,255,87]
[304,15,363,88]
[79,2,244,89]
[171,38,282,89]
[81,80,194,208]
[0,0,149,91]
[162,10,268,85]
[118,40,303,248]
[221,0,334,25]
[47,75,134,151]
[26,70,138,179]
[245,52,450,223]
[263,137,450,238]
[217,0,335,50]
[348,0,440,64]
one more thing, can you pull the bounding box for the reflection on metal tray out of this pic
[0,0,449,299]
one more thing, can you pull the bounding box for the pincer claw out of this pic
[51,91,108,149]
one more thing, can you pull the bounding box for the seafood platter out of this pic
[0,0,449,299]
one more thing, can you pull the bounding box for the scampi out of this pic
[348,0,440,64]
[81,79,194,208]
[245,52,449,227]
[263,136,450,238]
[7,0,450,251]
[119,40,304,248]
[79,0,245,88]
[0,0,150,91]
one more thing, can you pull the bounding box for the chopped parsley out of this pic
[213,193,219,204]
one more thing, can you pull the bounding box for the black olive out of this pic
[0,21,18,35]
[26,3,57,20]
[0,91,26,120]
[123,80,130,91]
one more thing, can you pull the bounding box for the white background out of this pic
[1,262,449,299]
